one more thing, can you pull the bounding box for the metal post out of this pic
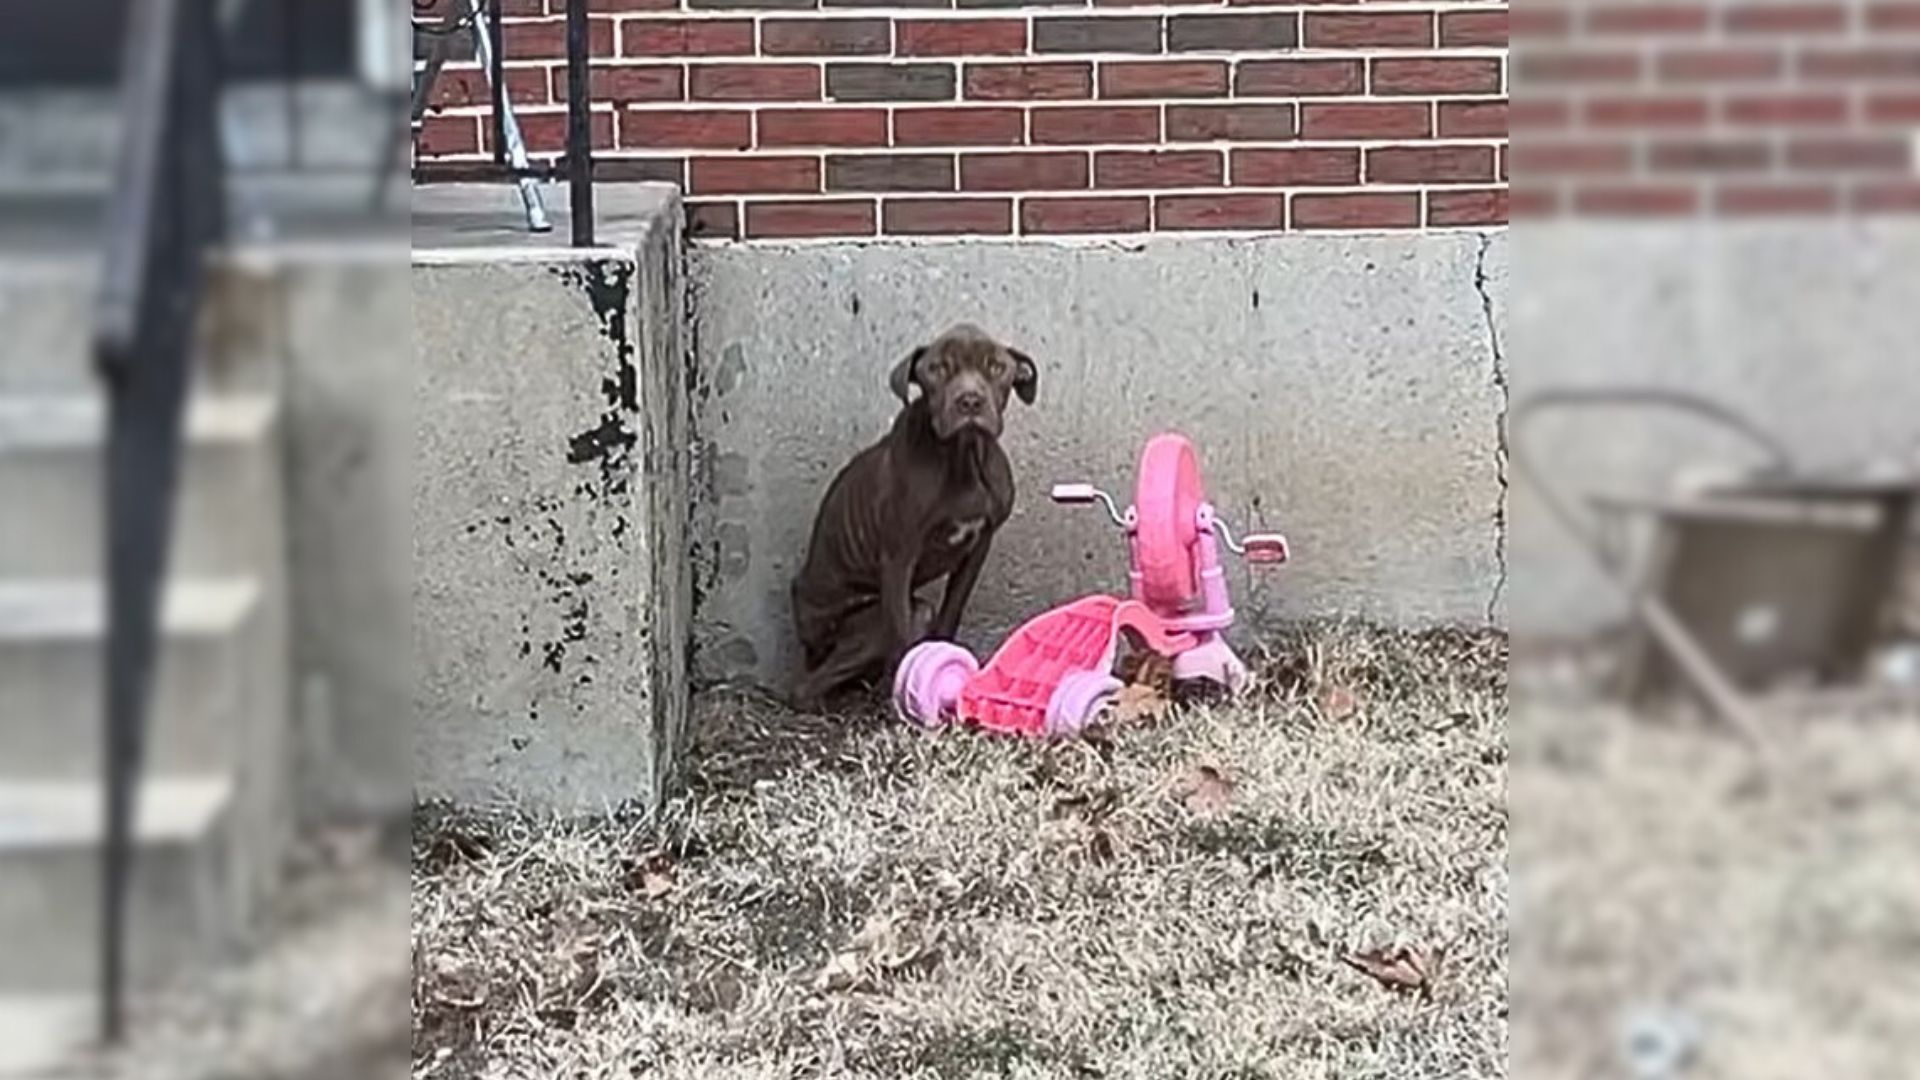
[487,0,506,165]
[566,0,594,246]
[464,0,549,232]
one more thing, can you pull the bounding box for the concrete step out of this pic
[0,259,98,396]
[0,994,91,1077]
[0,395,281,579]
[0,257,280,397]
[0,777,242,995]
[0,580,261,779]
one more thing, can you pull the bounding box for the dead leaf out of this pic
[1316,683,1360,721]
[420,825,492,872]
[1111,681,1172,725]
[689,970,745,1013]
[1341,945,1441,999]
[1081,725,1118,762]
[814,913,936,993]
[1107,649,1176,725]
[1115,649,1173,689]
[851,913,896,951]
[427,957,488,1009]
[1176,764,1236,815]
[1050,786,1120,823]
[1088,827,1116,862]
[813,949,865,993]
[621,850,677,899]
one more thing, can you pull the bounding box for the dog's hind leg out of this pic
[790,598,933,713]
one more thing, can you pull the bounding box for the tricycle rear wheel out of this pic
[1046,671,1124,736]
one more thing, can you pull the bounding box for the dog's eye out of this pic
[986,357,1005,378]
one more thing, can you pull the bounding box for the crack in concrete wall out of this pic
[1474,232,1510,628]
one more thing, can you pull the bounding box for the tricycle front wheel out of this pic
[893,642,979,729]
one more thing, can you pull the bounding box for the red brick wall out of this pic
[415,1,1512,239]
[1514,1,1920,218]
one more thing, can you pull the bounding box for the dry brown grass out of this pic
[412,625,1508,1080]
[1511,684,1920,1080]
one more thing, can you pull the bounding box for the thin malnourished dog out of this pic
[790,325,1039,711]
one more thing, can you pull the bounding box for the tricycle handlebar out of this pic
[1050,483,1129,528]
[1213,516,1289,566]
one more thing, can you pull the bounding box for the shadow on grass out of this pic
[683,684,911,795]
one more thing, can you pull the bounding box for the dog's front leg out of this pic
[930,532,993,641]
[879,546,923,670]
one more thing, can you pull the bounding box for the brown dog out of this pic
[789,324,1038,711]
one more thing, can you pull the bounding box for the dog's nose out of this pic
[956,390,985,416]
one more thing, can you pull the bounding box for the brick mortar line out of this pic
[596,48,1500,59]
[495,4,1510,23]
[428,97,1513,118]
[431,92,1512,109]
[424,140,1510,155]
[699,183,1510,191]
[705,186,1513,197]
[464,50,1512,66]
[687,224,1511,245]
[1520,41,1920,52]
[415,147,1512,195]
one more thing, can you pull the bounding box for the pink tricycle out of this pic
[893,433,1289,736]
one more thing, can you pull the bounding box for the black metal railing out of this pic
[564,0,594,247]
[93,0,227,1044]
[411,0,595,244]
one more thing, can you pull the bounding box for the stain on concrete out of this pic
[566,413,637,468]
[485,489,611,683]
[552,261,641,497]
[712,452,752,497]
[714,343,747,398]
[717,521,751,580]
[714,635,759,674]
[690,536,721,625]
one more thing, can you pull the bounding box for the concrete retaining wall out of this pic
[688,231,1510,690]
[411,187,689,814]
[112,242,421,827]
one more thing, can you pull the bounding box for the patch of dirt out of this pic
[412,623,1509,1079]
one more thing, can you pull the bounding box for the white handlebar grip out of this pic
[1051,483,1098,504]
[1243,534,1290,565]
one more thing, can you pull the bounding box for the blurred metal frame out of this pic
[1510,388,1786,750]
[403,0,551,232]
[1515,386,1920,752]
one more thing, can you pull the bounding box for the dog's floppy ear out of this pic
[889,346,926,404]
[1009,349,1038,405]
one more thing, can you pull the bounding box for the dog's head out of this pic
[889,324,1038,441]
